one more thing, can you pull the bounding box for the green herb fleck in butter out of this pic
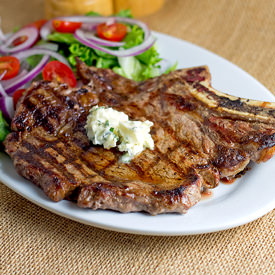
[85,105,154,163]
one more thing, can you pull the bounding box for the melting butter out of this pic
[85,106,154,162]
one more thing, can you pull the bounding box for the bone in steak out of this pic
[4,61,275,214]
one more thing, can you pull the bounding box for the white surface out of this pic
[1,31,275,236]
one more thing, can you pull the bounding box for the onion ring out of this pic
[0,26,39,54]
[74,29,156,57]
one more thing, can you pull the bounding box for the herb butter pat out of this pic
[85,106,154,162]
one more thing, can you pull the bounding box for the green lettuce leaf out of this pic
[123,25,144,49]
[0,111,10,142]
[86,9,133,18]
[85,11,101,17]
[47,32,78,44]
[96,57,118,68]
[164,61,178,74]
[25,55,43,68]
[116,56,143,81]
[117,24,163,80]
[67,43,119,68]
[115,9,133,18]
[136,45,162,66]
[93,48,117,59]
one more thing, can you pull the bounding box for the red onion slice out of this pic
[81,23,98,32]
[74,29,156,57]
[0,82,8,97]
[0,26,39,54]
[0,72,8,97]
[4,55,50,95]
[41,16,151,41]
[35,42,59,52]
[83,31,125,47]
[1,69,28,90]
[14,48,70,67]
[0,96,14,120]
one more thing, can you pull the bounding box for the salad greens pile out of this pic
[46,10,176,81]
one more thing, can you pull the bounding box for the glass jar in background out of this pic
[44,0,113,19]
[114,0,164,17]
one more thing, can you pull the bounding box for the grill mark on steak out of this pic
[4,62,275,214]
[151,146,197,181]
[14,147,75,201]
[20,140,78,185]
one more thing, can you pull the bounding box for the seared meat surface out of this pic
[4,61,275,214]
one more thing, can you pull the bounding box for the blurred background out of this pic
[1,0,165,31]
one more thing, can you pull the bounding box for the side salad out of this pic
[0,10,176,145]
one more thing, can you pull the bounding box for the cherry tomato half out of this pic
[42,61,77,87]
[0,56,20,80]
[97,22,127,42]
[12,35,28,47]
[52,20,82,33]
[13,89,26,109]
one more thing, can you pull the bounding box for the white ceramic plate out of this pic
[1,31,275,236]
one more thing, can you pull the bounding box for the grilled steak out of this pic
[4,61,275,214]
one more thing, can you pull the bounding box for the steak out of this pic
[4,61,275,214]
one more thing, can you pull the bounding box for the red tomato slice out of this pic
[52,20,82,33]
[0,56,20,80]
[97,22,127,42]
[42,61,77,87]
[13,89,26,109]
[27,19,48,31]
